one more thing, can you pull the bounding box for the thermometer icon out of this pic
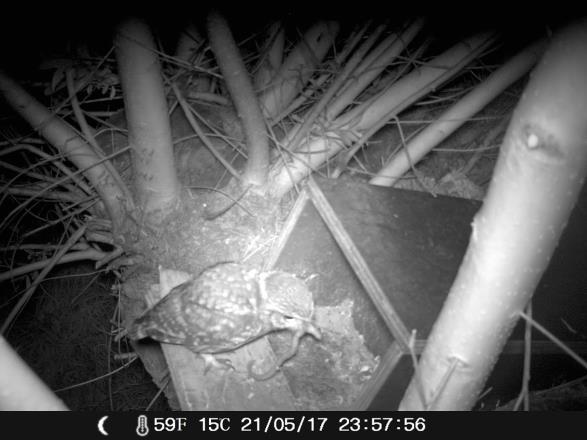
[136,415,149,437]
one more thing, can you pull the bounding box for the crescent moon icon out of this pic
[98,416,109,436]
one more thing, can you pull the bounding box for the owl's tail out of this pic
[126,316,150,341]
[112,317,147,343]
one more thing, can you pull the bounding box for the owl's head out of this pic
[257,270,320,341]
[259,271,316,320]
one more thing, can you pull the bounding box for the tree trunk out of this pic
[115,18,180,223]
[399,19,587,411]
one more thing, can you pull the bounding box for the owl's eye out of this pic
[280,314,304,330]
[269,313,295,328]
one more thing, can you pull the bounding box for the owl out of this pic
[127,263,320,380]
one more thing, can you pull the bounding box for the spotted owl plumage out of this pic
[127,263,320,378]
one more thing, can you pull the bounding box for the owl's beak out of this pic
[273,313,322,341]
[303,321,322,341]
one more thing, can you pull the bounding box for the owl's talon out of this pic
[201,354,234,374]
[216,358,234,370]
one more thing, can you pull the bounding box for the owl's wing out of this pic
[127,280,197,342]
[127,277,267,353]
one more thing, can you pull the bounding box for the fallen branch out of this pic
[1,225,87,334]
[370,38,546,186]
[206,10,270,186]
[0,248,108,283]
[0,337,68,410]
[0,72,128,229]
